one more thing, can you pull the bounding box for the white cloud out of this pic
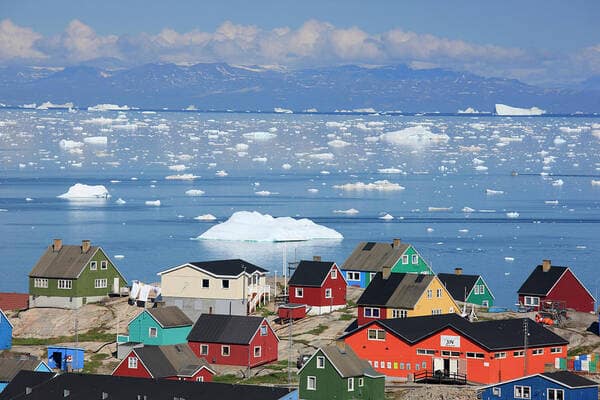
[0,19,45,60]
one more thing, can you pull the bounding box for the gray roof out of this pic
[146,306,192,328]
[0,358,44,381]
[357,272,435,308]
[319,345,383,378]
[29,245,99,279]
[341,241,409,272]
[133,345,212,378]
[187,314,268,345]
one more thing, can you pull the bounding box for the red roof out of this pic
[0,292,29,311]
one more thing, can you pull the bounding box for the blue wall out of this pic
[47,347,84,371]
[0,311,12,350]
[343,270,369,288]
[481,375,598,400]
[277,389,298,400]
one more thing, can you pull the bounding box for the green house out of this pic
[298,342,384,400]
[123,306,193,346]
[28,239,127,309]
[437,268,495,307]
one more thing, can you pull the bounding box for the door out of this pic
[113,277,120,294]
[449,359,459,376]
[433,358,443,374]
[51,352,62,369]
[443,359,450,376]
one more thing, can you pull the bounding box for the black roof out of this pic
[132,345,211,378]
[188,259,268,276]
[0,371,293,400]
[0,371,54,400]
[146,306,193,328]
[542,371,599,388]
[288,260,335,287]
[344,314,568,351]
[357,272,434,308]
[518,265,568,296]
[187,314,270,345]
[437,273,480,301]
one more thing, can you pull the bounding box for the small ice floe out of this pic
[114,255,125,259]
[58,183,110,199]
[0,209,7,212]
[88,103,129,111]
[504,272,510,276]
[334,180,405,191]
[545,200,559,205]
[552,179,564,187]
[553,136,566,145]
[59,139,84,150]
[377,168,402,174]
[110,180,121,183]
[485,189,504,195]
[215,170,228,177]
[333,208,359,215]
[576,245,587,249]
[472,157,485,165]
[428,207,452,212]
[145,200,161,206]
[379,125,449,147]
[458,229,469,233]
[591,180,600,186]
[115,198,126,205]
[185,189,205,196]
[194,214,217,221]
[475,165,488,171]
[177,214,185,218]
[83,136,108,145]
[327,139,351,148]
[307,188,319,193]
[168,164,188,171]
[165,174,199,180]
[255,191,273,196]
[25,198,33,202]
[506,212,520,218]
[309,153,335,160]
[252,157,268,162]
[462,207,475,213]
[379,213,394,220]
[504,257,515,262]
[242,131,277,140]
[426,227,434,232]
[320,170,330,175]
[282,163,292,170]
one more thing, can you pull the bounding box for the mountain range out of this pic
[0,62,598,113]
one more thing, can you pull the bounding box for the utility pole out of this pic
[283,244,287,297]
[288,315,293,385]
[523,319,529,376]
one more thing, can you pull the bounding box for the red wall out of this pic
[343,322,566,384]
[547,269,595,313]
[165,367,214,382]
[288,265,346,307]
[357,306,387,326]
[188,320,278,367]
[112,352,152,378]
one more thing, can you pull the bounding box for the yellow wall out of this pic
[386,276,460,318]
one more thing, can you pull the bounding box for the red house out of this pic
[187,314,278,367]
[287,258,347,315]
[342,314,568,385]
[517,260,595,313]
[112,344,215,382]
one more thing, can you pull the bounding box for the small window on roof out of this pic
[362,242,376,251]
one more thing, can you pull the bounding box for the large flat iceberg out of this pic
[193,211,343,242]
[58,183,110,199]
[380,126,449,147]
[495,104,545,116]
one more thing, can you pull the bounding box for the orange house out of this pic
[342,314,567,384]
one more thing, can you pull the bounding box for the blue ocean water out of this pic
[1,109,599,308]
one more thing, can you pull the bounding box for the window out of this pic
[392,309,407,318]
[307,376,316,390]
[431,309,442,315]
[547,388,564,400]
[254,346,261,357]
[316,356,325,369]
[482,300,489,307]
[494,352,506,359]
[513,350,525,358]
[422,361,427,369]
[524,296,539,306]
[373,361,379,368]
[417,349,435,355]
[406,363,411,370]
[367,329,386,341]
[412,254,418,264]
[200,345,208,355]
[466,352,484,359]
[57,279,72,289]
[369,272,376,281]
[90,261,97,270]
[441,351,460,357]
[221,346,230,356]
[449,307,454,313]
[551,347,562,354]
[358,377,364,387]
[415,363,420,371]
[532,348,544,356]
[94,278,107,288]
[380,361,385,369]
[402,255,409,264]
[347,377,354,392]
[514,385,531,399]
[128,357,138,369]
[399,363,404,370]
[347,271,360,281]
[478,284,485,294]
[260,325,267,336]
[221,279,230,289]
[148,327,158,338]
[426,289,433,299]
[101,260,108,270]
[202,279,209,288]
[492,387,501,396]
[295,287,303,298]
[34,278,48,288]
[196,376,204,382]
[364,307,380,318]
[325,288,332,298]
[474,285,480,295]
[331,269,337,279]
[436,288,443,298]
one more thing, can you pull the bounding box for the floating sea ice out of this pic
[494,104,545,116]
[307,188,319,193]
[506,212,520,218]
[25,198,33,202]
[215,170,228,177]
[378,168,402,174]
[252,157,268,162]
[320,171,330,175]
[327,139,351,148]
[83,136,108,145]
[242,131,277,140]
[114,255,125,259]
[591,180,600,186]
[185,189,205,196]
[333,208,359,215]
[429,207,452,212]
[379,125,449,147]
[475,165,488,171]
[426,227,434,232]
[334,180,405,191]
[235,143,249,151]
[309,153,335,160]
[168,164,187,171]
[504,257,515,262]
[165,174,199,180]
[485,189,504,195]
[282,164,292,170]
[379,213,394,220]
[145,200,161,206]
[255,191,273,196]
[88,103,130,111]
[194,214,217,221]
[458,229,469,233]
[58,183,110,199]
[59,139,84,150]
[553,136,566,145]
[545,200,559,204]
[552,179,564,187]
[193,210,343,242]
[115,198,126,204]
[462,207,475,213]
[472,158,485,165]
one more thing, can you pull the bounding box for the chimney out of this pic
[382,265,392,280]
[102,393,109,400]
[542,259,551,272]
[393,238,401,248]
[63,389,70,397]
[455,267,463,275]
[313,255,321,262]
[335,339,346,354]
[81,240,91,253]
[25,387,32,395]
[53,239,63,252]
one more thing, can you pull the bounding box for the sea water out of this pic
[1,109,599,308]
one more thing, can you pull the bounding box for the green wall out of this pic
[128,311,191,345]
[299,349,384,400]
[465,277,494,307]
[391,246,434,275]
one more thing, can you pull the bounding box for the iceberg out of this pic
[169,164,188,171]
[88,104,130,111]
[274,107,293,114]
[506,212,520,218]
[194,214,217,221]
[58,183,110,199]
[165,174,199,180]
[145,200,161,206]
[495,104,545,116]
[327,139,351,148]
[334,180,405,191]
[242,131,277,140]
[193,211,343,242]
[380,126,449,147]
[379,213,394,220]
[185,189,205,196]
[377,168,402,174]
[458,107,480,114]
[115,198,126,205]
[83,136,108,145]
[333,208,359,215]
[485,189,504,195]
[37,101,74,110]
[59,139,84,150]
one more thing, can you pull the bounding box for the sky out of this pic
[1,1,599,86]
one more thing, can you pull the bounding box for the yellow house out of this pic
[157,259,270,320]
[357,268,459,325]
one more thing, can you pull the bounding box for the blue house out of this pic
[0,309,13,350]
[46,346,84,371]
[0,358,52,392]
[119,306,193,346]
[480,371,598,400]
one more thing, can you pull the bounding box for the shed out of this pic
[46,346,84,371]
[277,304,308,321]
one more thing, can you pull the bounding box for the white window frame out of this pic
[412,254,418,264]
[325,288,332,298]
[331,269,337,279]
[253,346,261,358]
[436,288,443,298]
[492,387,501,396]
[513,350,525,358]
[363,307,380,318]
[200,344,208,355]
[547,388,564,400]
[307,376,316,391]
[100,260,108,270]
[221,279,230,289]
[402,255,409,264]
[295,287,303,298]
[260,325,268,336]
[34,278,48,288]
[474,285,480,295]
[358,377,364,387]
[221,345,230,356]
[514,385,531,399]
[347,377,354,392]
[466,352,485,359]
[550,347,562,354]
[494,352,506,359]
[202,279,210,288]
[392,309,407,318]
[57,279,72,289]
[479,284,485,294]
[90,261,97,271]
[482,300,489,307]
[367,329,386,341]
[316,356,325,369]
[128,357,138,369]
[532,348,544,356]
[148,327,158,338]
[426,289,433,299]
[524,296,539,307]
[431,309,442,315]
[196,376,204,382]
[94,278,107,289]
[347,271,360,281]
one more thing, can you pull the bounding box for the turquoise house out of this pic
[0,359,51,392]
[123,306,193,346]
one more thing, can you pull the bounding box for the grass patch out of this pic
[346,300,357,308]
[82,353,109,374]
[567,345,598,357]
[213,374,240,384]
[304,324,327,336]
[13,328,114,346]
[339,313,354,321]
[245,371,298,385]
